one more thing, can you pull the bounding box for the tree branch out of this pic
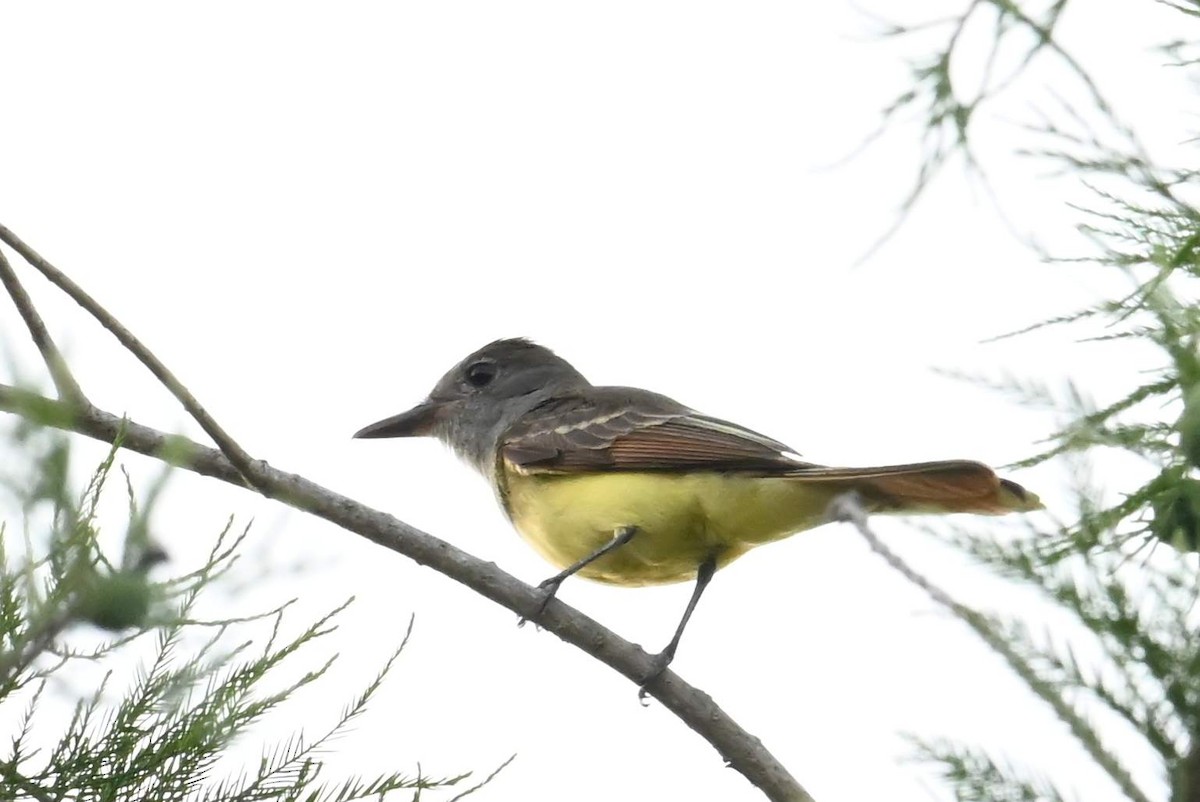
[0,383,814,802]
[0,224,265,495]
[828,493,1153,802]
[0,247,88,408]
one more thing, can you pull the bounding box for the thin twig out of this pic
[0,606,74,685]
[827,492,1154,802]
[0,383,814,802]
[0,224,265,494]
[447,754,517,802]
[0,248,88,407]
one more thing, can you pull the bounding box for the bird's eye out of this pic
[464,360,497,388]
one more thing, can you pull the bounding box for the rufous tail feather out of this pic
[785,460,1041,515]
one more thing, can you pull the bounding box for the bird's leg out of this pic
[519,525,639,625]
[638,555,718,702]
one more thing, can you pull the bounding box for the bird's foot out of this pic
[636,648,677,705]
[517,575,565,628]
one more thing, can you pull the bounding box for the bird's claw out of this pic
[636,651,675,704]
[517,577,564,628]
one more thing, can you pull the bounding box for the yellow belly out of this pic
[501,470,838,586]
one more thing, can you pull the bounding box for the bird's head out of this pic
[353,338,588,472]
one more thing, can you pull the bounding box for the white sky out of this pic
[0,2,1190,801]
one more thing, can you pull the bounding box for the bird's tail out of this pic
[784,460,1041,516]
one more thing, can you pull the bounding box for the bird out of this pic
[354,338,1041,688]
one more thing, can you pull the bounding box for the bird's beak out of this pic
[353,400,444,439]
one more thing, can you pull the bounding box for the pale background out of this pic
[0,2,1187,800]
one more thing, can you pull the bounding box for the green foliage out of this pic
[73,569,156,631]
[0,428,493,801]
[874,1,1200,800]
[866,0,1074,216]
[907,737,1070,802]
[1177,386,1200,470]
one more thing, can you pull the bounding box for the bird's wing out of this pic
[500,387,810,474]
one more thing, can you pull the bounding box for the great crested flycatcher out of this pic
[354,338,1041,683]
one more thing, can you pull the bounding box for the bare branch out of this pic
[827,493,1154,802]
[0,248,88,407]
[0,382,815,802]
[0,224,265,495]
